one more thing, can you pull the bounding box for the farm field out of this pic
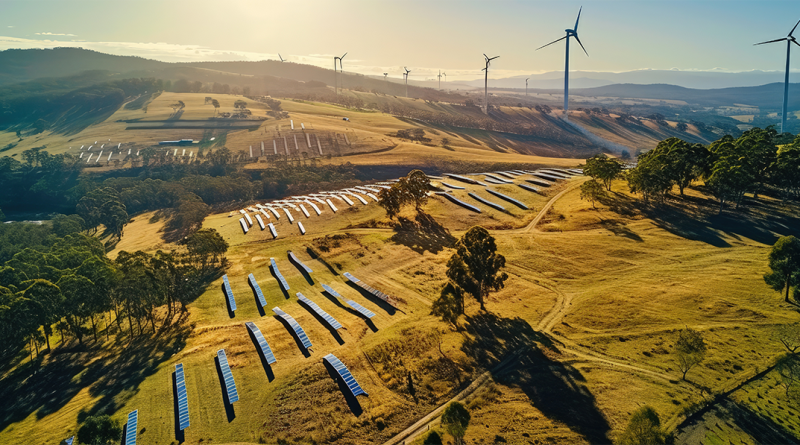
[2,167,798,445]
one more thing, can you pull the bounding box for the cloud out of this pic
[35,32,76,36]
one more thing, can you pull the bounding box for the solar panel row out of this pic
[245,321,277,364]
[518,183,540,193]
[322,284,376,319]
[288,251,313,274]
[485,189,529,209]
[217,349,240,403]
[248,273,267,308]
[125,410,138,445]
[272,307,313,350]
[436,192,481,213]
[468,192,505,211]
[270,258,290,291]
[222,275,237,311]
[175,363,190,430]
[343,272,398,307]
[297,293,343,330]
[323,354,368,397]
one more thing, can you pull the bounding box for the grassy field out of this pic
[2,166,799,445]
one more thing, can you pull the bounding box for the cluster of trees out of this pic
[0,228,227,359]
[378,170,430,219]
[432,226,508,325]
[764,235,800,302]
[395,128,430,142]
[584,128,800,211]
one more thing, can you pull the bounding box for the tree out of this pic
[403,169,430,210]
[616,406,666,445]
[441,402,470,445]
[580,179,606,209]
[764,235,800,302]
[675,327,706,380]
[76,414,121,445]
[431,282,465,327]
[378,183,407,220]
[211,99,220,115]
[0,207,4,221]
[57,274,95,345]
[234,100,247,109]
[186,228,228,272]
[775,323,800,354]
[51,214,85,237]
[584,154,624,191]
[422,431,444,445]
[626,148,673,203]
[22,278,63,352]
[664,138,710,195]
[446,226,508,311]
[776,354,800,396]
[775,138,800,198]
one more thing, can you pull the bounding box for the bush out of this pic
[76,415,121,445]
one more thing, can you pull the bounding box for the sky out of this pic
[2,0,800,81]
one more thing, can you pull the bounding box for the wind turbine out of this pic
[384,72,388,81]
[526,78,529,96]
[278,54,285,62]
[443,72,447,89]
[334,52,347,94]
[482,54,499,114]
[438,70,442,90]
[536,7,588,118]
[755,18,800,134]
[404,67,411,97]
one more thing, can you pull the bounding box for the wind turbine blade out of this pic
[574,6,582,31]
[536,35,568,51]
[574,35,589,56]
[791,18,800,37]
[341,52,347,59]
[794,40,800,48]
[490,56,500,61]
[484,53,489,60]
[754,38,788,45]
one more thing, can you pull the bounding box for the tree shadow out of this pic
[598,219,643,242]
[246,327,276,381]
[390,211,456,254]
[273,315,311,358]
[172,371,185,443]
[305,246,339,276]
[461,313,611,444]
[214,356,236,422]
[322,359,363,417]
[288,252,315,285]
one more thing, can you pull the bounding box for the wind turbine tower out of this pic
[404,67,411,97]
[536,7,588,118]
[526,78,529,96]
[334,52,347,95]
[482,54,499,115]
[278,54,285,62]
[384,73,388,81]
[755,19,800,133]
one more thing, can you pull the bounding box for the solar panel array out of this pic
[518,183,540,193]
[343,272,398,307]
[217,349,240,403]
[245,321,277,364]
[248,273,267,308]
[441,182,465,190]
[175,364,190,430]
[297,293,343,330]
[288,251,313,274]
[323,354,368,397]
[322,284,376,319]
[526,178,552,187]
[485,189,529,209]
[124,410,138,445]
[270,258,290,291]
[222,275,237,311]
[436,192,481,213]
[272,307,312,350]
[468,192,505,211]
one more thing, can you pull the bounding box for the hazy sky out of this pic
[2,0,800,80]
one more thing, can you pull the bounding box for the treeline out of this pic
[584,127,800,210]
[0,228,227,360]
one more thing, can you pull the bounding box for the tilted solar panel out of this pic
[441,182,465,190]
[343,272,398,307]
[267,223,278,239]
[64,436,74,445]
[175,363,190,430]
[468,192,505,211]
[323,354,368,397]
[255,214,266,230]
[307,201,322,215]
[322,284,376,319]
[340,194,354,206]
[326,199,338,213]
[349,193,368,205]
[495,171,516,179]
[288,251,313,274]
[272,307,312,350]
[248,273,267,308]
[518,183,540,193]
[299,204,311,218]
[283,208,294,223]
[436,192,481,213]
[298,221,306,235]
[124,410,138,445]
[270,258,290,291]
[217,349,239,403]
[484,177,506,185]
[222,275,237,311]
[486,189,529,209]
[245,321,277,364]
[297,293,343,330]
[239,218,249,234]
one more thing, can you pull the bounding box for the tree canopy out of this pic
[441,402,470,445]
[764,235,800,302]
[445,226,507,311]
[584,154,623,191]
[616,406,666,445]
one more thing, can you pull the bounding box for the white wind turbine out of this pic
[536,7,588,118]
[755,18,800,133]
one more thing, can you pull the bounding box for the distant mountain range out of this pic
[467,69,794,90]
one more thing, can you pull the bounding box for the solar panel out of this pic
[469,193,505,211]
[270,258,290,291]
[299,204,310,218]
[248,273,267,308]
[222,275,237,311]
[297,293,342,330]
[307,201,322,215]
[533,172,563,181]
[486,189,529,209]
[175,363,190,430]
[255,214,266,230]
[244,213,253,226]
[526,178,552,187]
[326,199,338,213]
[245,321,277,364]
[518,183,540,193]
[124,410,138,445]
[495,172,516,179]
[268,223,278,239]
[239,218,249,234]
[322,284,376,319]
[436,192,481,213]
[272,307,312,349]
[323,354,368,397]
[297,221,306,235]
[283,208,295,223]
[288,251,313,273]
[349,193,368,205]
[484,174,513,184]
[340,194,354,206]
[64,436,74,445]
[343,272,398,307]
[441,182,465,190]
[269,207,281,219]
[217,349,239,403]
[366,193,379,202]
[484,177,506,185]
